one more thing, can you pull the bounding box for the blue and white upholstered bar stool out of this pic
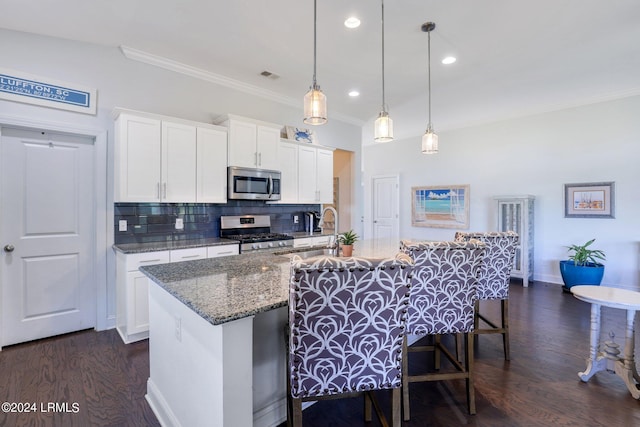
[287,254,413,427]
[454,231,519,360]
[399,240,486,419]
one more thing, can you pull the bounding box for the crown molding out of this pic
[119,46,364,127]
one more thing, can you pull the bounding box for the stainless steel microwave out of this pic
[227,166,281,201]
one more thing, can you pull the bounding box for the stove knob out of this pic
[251,244,259,250]
[278,241,285,247]
[267,242,274,248]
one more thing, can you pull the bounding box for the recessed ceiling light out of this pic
[344,17,361,29]
[442,56,457,65]
[348,90,360,97]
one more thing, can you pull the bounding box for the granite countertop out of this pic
[113,237,238,254]
[139,238,404,327]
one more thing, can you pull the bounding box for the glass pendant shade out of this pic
[303,84,327,125]
[374,111,393,142]
[422,128,438,154]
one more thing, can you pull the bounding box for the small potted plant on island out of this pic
[338,230,359,257]
[559,238,606,292]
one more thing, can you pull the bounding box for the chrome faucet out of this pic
[318,206,339,255]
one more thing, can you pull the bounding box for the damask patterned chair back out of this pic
[288,254,413,426]
[400,240,485,336]
[399,239,486,418]
[454,231,519,300]
[454,231,519,361]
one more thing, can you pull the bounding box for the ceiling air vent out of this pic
[260,70,280,80]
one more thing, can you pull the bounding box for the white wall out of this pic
[363,95,640,290]
[0,29,363,328]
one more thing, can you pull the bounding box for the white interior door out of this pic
[1,127,96,346]
[372,175,399,241]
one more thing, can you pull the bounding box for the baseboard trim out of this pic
[146,378,181,427]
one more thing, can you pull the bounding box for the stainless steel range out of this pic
[220,215,293,253]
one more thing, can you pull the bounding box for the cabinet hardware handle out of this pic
[217,251,234,255]
[258,152,262,166]
[4,244,15,252]
[182,255,200,259]
[140,259,162,263]
[254,152,258,166]
[157,183,160,199]
[163,183,167,198]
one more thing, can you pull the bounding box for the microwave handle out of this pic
[267,175,273,198]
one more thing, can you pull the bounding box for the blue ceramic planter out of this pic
[559,260,604,290]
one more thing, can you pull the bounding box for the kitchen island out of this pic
[139,239,402,427]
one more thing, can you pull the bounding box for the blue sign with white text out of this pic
[0,73,90,107]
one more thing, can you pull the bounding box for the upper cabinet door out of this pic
[297,145,318,203]
[115,114,162,202]
[197,127,228,203]
[228,120,258,168]
[316,148,334,204]
[276,140,299,204]
[255,126,280,170]
[162,121,197,203]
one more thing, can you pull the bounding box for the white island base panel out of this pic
[145,281,287,427]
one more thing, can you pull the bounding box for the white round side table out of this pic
[571,285,640,399]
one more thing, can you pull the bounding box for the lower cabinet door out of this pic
[127,271,151,336]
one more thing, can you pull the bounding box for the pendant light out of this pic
[421,22,438,154]
[303,0,327,125]
[374,0,393,142]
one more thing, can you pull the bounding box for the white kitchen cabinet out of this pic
[114,109,228,203]
[115,243,239,343]
[218,115,280,170]
[293,235,333,248]
[494,195,535,287]
[275,140,299,204]
[316,147,334,204]
[162,121,197,202]
[196,127,228,203]
[298,144,334,204]
[114,113,162,202]
[298,145,318,203]
[207,244,239,258]
[116,250,170,344]
[169,247,207,262]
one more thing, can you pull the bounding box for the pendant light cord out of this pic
[312,0,318,88]
[427,29,432,128]
[381,0,386,112]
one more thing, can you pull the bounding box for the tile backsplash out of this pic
[114,201,320,245]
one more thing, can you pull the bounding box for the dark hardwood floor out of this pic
[0,327,159,427]
[2,281,640,426]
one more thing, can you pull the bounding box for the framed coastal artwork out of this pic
[411,185,470,229]
[285,126,316,144]
[564,182,615,218]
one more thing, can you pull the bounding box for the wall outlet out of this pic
[293,215,299,224]
[174,315,182,342]
[118,220,127,232]
[175,218,184,230]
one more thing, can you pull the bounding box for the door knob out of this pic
[4,244,14,252]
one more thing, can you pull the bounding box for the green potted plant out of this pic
[338,230,359,257]
[559,238,606,292]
